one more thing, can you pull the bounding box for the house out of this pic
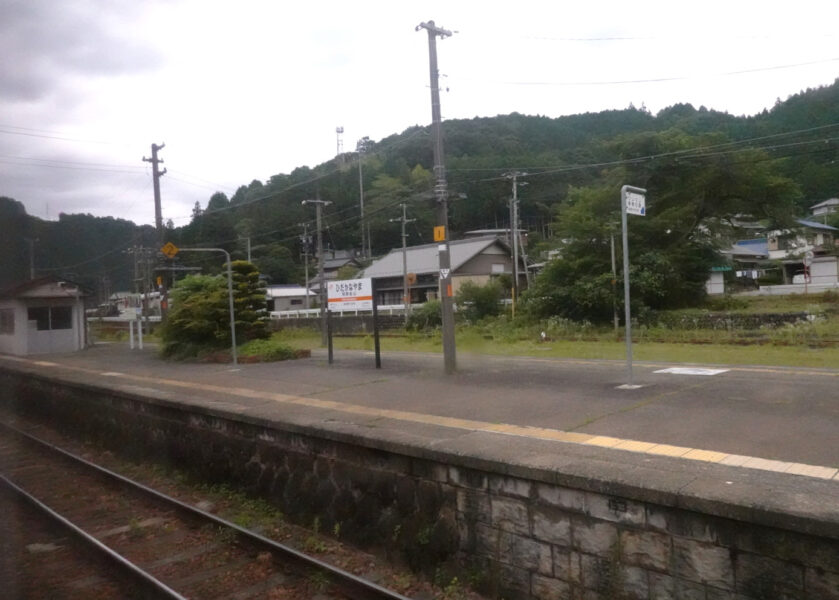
[810,198,839,219]
[359,236,521,305]
[266,284,317,311]
[0,277,88,356]
[323,249,363,280]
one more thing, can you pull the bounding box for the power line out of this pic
[466,57,839,87]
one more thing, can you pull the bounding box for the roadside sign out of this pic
[407,272,417,285]
[160,242,179,258]
[625,191,646,216]
[804,250,814,267]
[328,278,373,311]
[434,225,446,241]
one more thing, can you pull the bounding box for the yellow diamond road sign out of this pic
[160,242,179,258]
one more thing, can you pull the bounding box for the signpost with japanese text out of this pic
[326,277,380,368]
[620,185,647,388]
[327,278,373,312]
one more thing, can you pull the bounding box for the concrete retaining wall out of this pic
[2,371,837,600]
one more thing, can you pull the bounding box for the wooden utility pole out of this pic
[417,20,456,374]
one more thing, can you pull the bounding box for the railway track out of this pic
[0,421,413,600]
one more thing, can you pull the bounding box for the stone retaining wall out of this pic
[2,371,837,600]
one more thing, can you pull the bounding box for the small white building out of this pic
[0,278,87,356]
[266,284,317,311]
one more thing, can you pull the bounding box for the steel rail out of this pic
[0,421,412,600]
[0,474,187,600]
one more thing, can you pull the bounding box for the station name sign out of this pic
[327,278,373,311]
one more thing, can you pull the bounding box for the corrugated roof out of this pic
[360,237,509,279]
[796,218,839,231]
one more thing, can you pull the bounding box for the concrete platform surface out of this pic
[2,342,837,484]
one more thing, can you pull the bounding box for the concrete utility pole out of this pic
[143,142,168,317]
[417,19,456,374]
[142,143,167,242]
[390,203,416,324]
[24,237,37,279]
[303,199,331,345]
[505,172,527,313]
[357,141,367,260]
[299,223,312,309]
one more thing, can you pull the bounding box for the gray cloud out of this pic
[0,0,162,102]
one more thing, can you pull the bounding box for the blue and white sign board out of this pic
[327,278,373,311]
[625,191,646,216]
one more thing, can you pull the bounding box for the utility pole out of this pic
[240,237,252,262]
[303,199,331,345]
[143,142,168,317]
[142,143,167,241]
[357,140,367,260]
[299,223,311,309]
[390,203,416,324]
[417,19,456,374]
[505,172,527,314]
[610,224,619,335]
[24,237,37,279]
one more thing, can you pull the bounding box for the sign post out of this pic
[327,277,380,368]
[620,185,646,388]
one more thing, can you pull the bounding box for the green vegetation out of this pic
[4,79,839,298]
[277,293,839,368]
[159,261,270,359]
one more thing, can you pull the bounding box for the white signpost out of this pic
[620,185,647,389]
[327,278,373,312]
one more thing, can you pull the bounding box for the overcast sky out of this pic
[2,0,838,227]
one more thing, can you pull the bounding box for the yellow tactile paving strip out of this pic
[3,355,838,482]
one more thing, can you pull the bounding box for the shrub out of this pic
[238,338,299,361]
[406,300,442,331]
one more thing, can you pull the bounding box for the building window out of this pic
[290,299,303,306]
[28,307,50,330]
[27,306,73,331]
[491,263,505,273]
[51,306,73,330]
[0,309,13,335]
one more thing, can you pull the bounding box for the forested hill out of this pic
[3,78,839,297]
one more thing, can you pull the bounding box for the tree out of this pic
[523,130,800,322]
[160,261,268,359]
[160,274,229,357]
[231,260,269,343]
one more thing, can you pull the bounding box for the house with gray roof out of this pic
[359,236,520,305]
[810,198,839,218]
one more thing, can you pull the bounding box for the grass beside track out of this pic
[275,329,839,369]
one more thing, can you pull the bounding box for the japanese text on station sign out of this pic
[327,278,373,311]
[625,191,646,216]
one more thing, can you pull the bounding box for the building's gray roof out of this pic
[796,218,839,231]
[810,198,839,210]
[360,237,508,279]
